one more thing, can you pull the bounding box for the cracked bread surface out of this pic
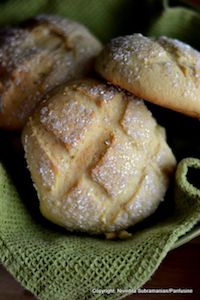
[0,14,102,130]
[95,33,200,118]
[22,79,176,234]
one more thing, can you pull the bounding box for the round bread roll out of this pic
[95,33,200,118]
[0,15,102,130]
[22,79,176,234]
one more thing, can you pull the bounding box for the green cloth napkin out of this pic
[1,1,200,300]
[1,158,200,300]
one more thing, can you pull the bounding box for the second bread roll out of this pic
[95,33,200,118]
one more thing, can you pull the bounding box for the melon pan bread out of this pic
[22,79,176,234]
[95,33,200,118]
[0,14,102,130]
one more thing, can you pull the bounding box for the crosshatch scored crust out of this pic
[22,79,176,234]
[95,33,200,118]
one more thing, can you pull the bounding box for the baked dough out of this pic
[95,33,200,118]
[22,79,176,234]
[0,15,102,130]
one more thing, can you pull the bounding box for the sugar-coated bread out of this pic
[0,15,102,130]
[95,33,200,118]
[22,79,176,234]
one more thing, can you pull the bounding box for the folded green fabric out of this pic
[1,158,200,300]
[147,3,200,49]
[1,1,200,300]
[0,0,199,45]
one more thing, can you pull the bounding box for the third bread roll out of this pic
[0,15,102,130]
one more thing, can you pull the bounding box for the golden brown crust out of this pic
[95,34,200,118]
[0,15,102,130]
[22,79,176,234]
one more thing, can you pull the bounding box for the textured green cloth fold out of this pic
[0,0,200,45]
[1,1,200,299]
[1,158,200,300]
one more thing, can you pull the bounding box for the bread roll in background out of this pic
[22,79,176,234]
[95,33,200,118]
[0,15,102,130]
